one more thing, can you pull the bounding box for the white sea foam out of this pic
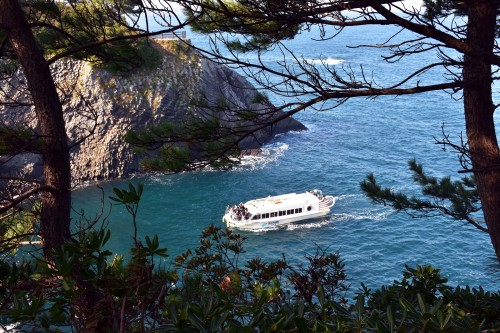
[139,142,290,185]
[334,194,358,201]
[233,143,289,172]
[237,220,330,234]
[146,175,176,186]
[242,227,279,233]
[303,57,344,66]
[285,219,331,231]
[332,210,388,222]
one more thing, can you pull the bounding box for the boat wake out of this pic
[332,210,388,222]
[285,219,330,231]
[235,209,388,233]
[330,194,389,222]
[230,193,389,233]
[334,194,358,201]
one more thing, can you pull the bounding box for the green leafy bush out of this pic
[1,184,499,332]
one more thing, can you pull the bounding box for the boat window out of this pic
[271,212,276,217]
[264,213,270,219]
[287,209,293,215]
[278,211,283,216]
[307,206,312,211]
[299,208,303,213]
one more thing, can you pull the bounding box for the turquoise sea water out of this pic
[73,24,500,292]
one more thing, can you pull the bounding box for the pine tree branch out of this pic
[361,159,486,233]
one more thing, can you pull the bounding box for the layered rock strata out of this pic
[0,41,306,185]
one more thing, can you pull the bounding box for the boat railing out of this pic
[227,204,251,221]
[320,196,335,209]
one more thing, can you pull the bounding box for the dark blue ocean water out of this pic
[73,23,500,292]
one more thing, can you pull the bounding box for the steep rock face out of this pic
[196,59,305,150]
[1,41,306,185]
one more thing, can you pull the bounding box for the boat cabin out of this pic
[227,190,328,222]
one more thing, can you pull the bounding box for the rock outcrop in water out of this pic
[0,40,306,185]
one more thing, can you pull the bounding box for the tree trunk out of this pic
[463,1,500,260]
[0,0,71,251]
[0,3,118,330]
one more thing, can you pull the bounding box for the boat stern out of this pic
[318,195,335,213]
[222,212,233,226]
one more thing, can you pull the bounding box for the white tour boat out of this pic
[223,190,335,230]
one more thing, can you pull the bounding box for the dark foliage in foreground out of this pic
[1,231,499,333]
[1,184,499,332]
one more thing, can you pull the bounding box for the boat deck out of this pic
[244,192,315,213]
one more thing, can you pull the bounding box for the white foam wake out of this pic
[332,210,388,222]
[285,219,331,231]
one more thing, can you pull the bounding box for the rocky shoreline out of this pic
[1,40,306,186]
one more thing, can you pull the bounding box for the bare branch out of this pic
[0,184,51,215]
[371,2,500,66]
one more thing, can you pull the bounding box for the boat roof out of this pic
[244,192,318,214]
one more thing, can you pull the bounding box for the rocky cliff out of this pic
[0,40,306,185]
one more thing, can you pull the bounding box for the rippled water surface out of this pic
[73,24,500,292]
